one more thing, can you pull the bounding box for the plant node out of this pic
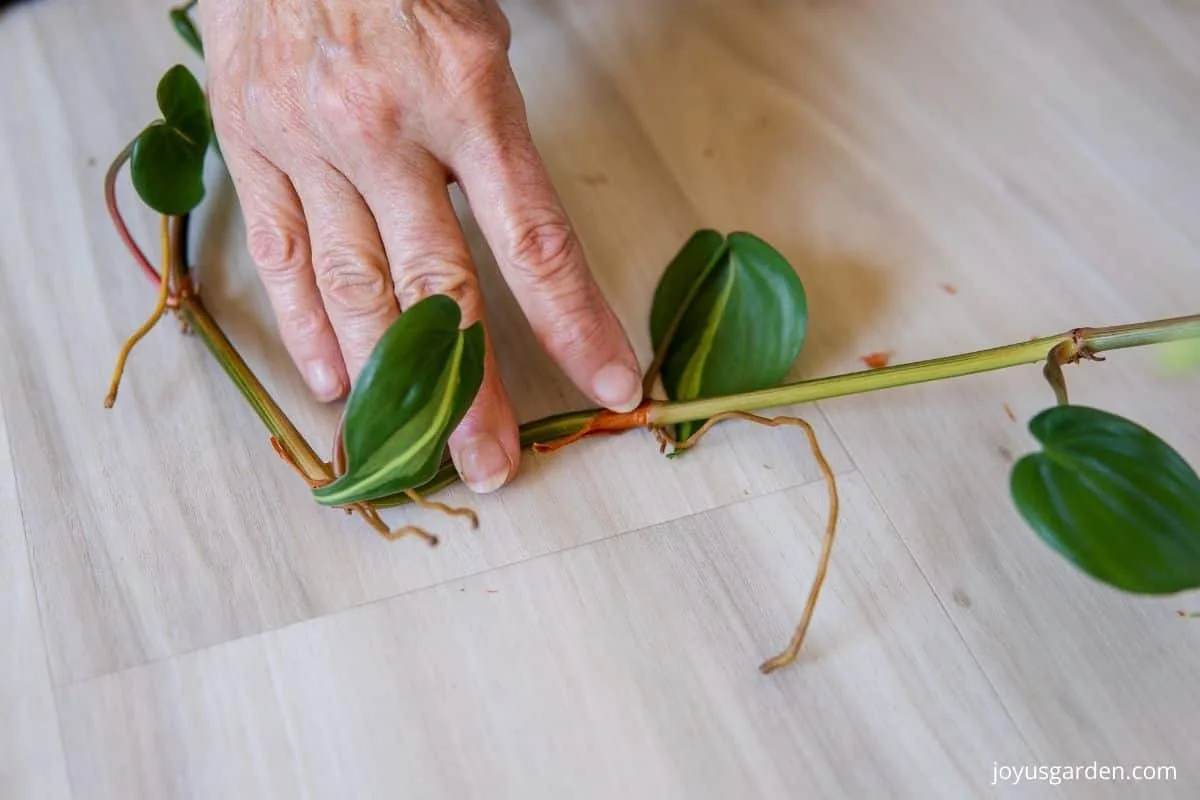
[104,216,173,408]
[268,436,333,487]
[654,411,840,674]
[533,404,651,453]
[269,436,467,545]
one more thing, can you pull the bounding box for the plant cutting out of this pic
[102,21,1200,674]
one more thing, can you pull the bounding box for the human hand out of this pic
[198,0,642,493]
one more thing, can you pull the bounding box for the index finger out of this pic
[438,75,643,413]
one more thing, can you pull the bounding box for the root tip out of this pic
[758,652,796,675]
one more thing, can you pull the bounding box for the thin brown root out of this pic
[404,488,478,530]
[356,503,439,546]
[655,411,840,674]
[104,216,173,408]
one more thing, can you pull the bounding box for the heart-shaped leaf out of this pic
[170,5,204,56]
[1011,405,1200,594]
[312,295,485,507]
[131,64,210,216]
[649,230,808,441]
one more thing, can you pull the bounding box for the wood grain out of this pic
[58,477,1040,800]
[0,0,1197,796]
[0,391,71,799]
[0,1,851,686]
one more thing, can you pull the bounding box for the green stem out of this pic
[378,313,1200,506]
[178,296,329,481]
[171,298,1199,509]
[372,410,606,508]
[649,315,1200,426]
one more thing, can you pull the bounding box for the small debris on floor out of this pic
[579,172,609,187]
[861,351,891,369]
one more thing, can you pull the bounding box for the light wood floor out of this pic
[3,0,1199,797]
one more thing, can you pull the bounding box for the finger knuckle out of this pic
[281,304,329,344]
[543,296,610,362]
[394,255,481,314]
[247,220,305,278]
[507,216,578,282]
[317,249,391,313]
[436,30,508,102]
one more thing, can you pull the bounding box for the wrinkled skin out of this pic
[197,0,642,492]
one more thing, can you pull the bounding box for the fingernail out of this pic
[306,361,343,402]
[457,436,513,494]
[592,361,642,412]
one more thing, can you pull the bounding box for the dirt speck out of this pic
[1003,403,1017,422]
[579,172,609,187]
[702,147,715,158]
[940,283,958,295]
[997,445,1014,463]
[952,588,972,609]
[861,351,891,369]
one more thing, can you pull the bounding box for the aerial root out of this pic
[404,488,478,530]
[355,503,439,547]
[104,216,173,408]
[269,437,474,545]
[653,411,841,674]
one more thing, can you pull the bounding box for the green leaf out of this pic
[312,295,485,507]
[131,65,210,216]
[1011,405,1200,594]
[170,6,204,57]
[650,231,808,441]
[649,229,728,349]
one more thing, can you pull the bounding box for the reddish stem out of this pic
[531,403,652,453]
[105,137,162,286]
